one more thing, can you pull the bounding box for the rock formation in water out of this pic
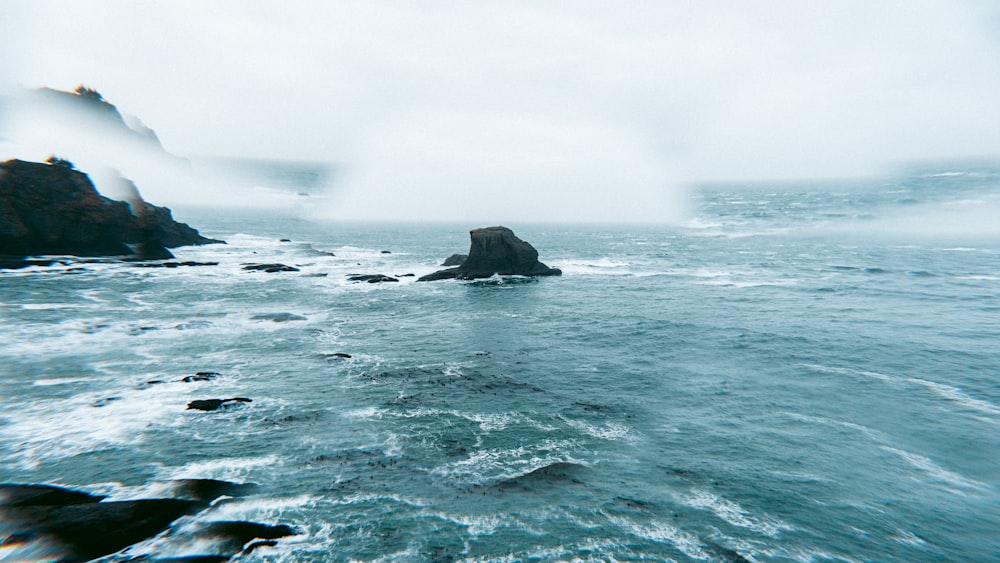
[0,481,294,561]
[418,226,562,281]
[0,158,221,263]
[441,253,468,266]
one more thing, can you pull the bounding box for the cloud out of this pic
[2,1,999,220]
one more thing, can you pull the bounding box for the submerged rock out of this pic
[419,226,561,281]
[251,312,307,322]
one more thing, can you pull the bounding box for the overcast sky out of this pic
[2,1,1000,222]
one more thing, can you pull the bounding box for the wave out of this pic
[681,488,793,537]
[803,364,1000,420]
[880,446,986,493]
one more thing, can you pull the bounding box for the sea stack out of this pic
[418,226,561,281]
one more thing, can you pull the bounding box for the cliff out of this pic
[0,159,221,260]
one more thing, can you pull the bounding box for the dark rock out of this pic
[241,263,299,273]
[279,239,292,242]
[133,261,218,268]
[182,372,219,383]
[0,256,56,269]
[489,462,585,492]
[92,396,122,408]
[136,557,231,563]
[250,312,307,322]
[193,521,297,554]
[0,159,222,259]
[418,226,561,281]
[186,398,252,412]
[380,250,392,254]
[244,539,279,554]
[167,479,258,503]
[441,253,468,267]
[0,483,106,507]
[2,498,200,562]
[397,273,415,277]
[347,274,399,283]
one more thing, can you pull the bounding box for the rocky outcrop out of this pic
[0,481,295,561]
[441,253,468,266]
[187,398,252,411]
[241,263,299,273]
[418,226,561,281]
[0,159,221,261]
[347,274,399,283]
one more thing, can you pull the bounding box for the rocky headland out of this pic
[0,158,221,266]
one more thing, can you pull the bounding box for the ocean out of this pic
[2,163,998,561]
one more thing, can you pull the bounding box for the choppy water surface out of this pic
[2,167,999,561]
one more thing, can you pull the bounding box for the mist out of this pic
[2,1,1000,223]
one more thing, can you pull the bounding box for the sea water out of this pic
[1,164,998,561]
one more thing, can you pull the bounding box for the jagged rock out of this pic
[347,274,399,283]
[186,398,252,411]
[0,159,222,259]
[441,253,468,266]
[241,263,299,273]
[419,226,561,281]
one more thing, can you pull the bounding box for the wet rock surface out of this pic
[241,263,299,273]
[419,226,561,281]
[0,159,222,260]
[0,481,295,562]
[186,398,252,411]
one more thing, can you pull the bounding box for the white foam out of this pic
[881,446,986,492]
[425,511,531,537]
[430,440,584,485]
[158,454,283,482]
[682,489,792,537]
[891,529,928,546]
[2,386,191,469]
[605,514,711,560]
[561,416,637,442]
[804,364,999,421]
[19,303,78,310]
[905,377,1000,418]
[32,376,98,386]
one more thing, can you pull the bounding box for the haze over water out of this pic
[2,2,1000,562]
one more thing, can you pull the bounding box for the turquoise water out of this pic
[2,166,999,561]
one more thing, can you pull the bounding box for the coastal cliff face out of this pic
[0,159,220,259]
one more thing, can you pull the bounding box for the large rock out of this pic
[0,159,222,260]
[2,498,200,561]
[418,226,561,281]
